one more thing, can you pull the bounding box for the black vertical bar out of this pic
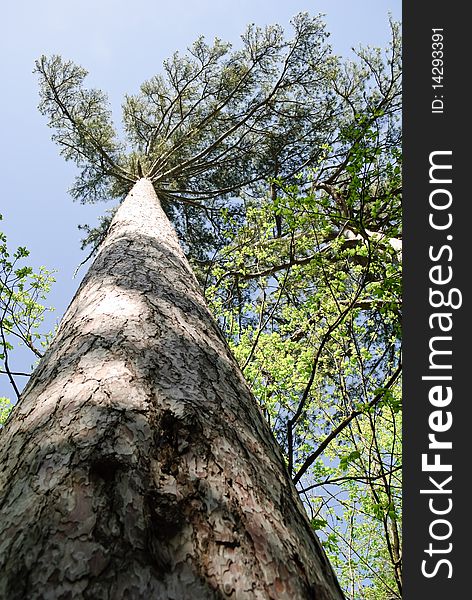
[403,3,467,597]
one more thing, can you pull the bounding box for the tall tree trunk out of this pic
[0,179,344,600]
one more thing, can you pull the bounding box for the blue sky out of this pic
[0,0,401,397]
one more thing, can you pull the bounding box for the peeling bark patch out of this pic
[155,409,201,471]
[89,455,125,483]
[145,489,184,542]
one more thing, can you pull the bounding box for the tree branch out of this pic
[292,362,402,485]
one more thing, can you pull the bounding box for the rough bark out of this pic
[0,179,344,600]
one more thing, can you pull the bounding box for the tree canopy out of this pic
[34,14,400,261]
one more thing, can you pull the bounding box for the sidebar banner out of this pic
[403,3,467,598]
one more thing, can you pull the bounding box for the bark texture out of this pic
[0,179,344,600]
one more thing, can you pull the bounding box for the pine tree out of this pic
[0,13,401,598]
[0,177,344,598]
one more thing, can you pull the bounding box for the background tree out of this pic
[202,26,402,598]
[0,213,55,402]
[0,397,12,426]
